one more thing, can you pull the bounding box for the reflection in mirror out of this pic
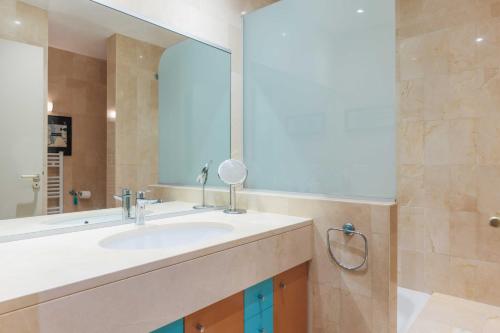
[0,0,230,241]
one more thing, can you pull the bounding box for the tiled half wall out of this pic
[151,185,398,333]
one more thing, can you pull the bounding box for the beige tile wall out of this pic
[106,34,164,201]
[398,0,500,305]
[0,0,48,213]
[48,47,107,212]
[0,0,47,47]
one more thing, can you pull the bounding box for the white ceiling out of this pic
[22,0,186,59]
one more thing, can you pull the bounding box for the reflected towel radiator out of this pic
[47,152,63,214]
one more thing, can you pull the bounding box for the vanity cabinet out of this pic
[152,263,308,333]
[274,263,308,333]
[185,292,244,333]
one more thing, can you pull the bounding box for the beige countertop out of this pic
[0,210,311,315]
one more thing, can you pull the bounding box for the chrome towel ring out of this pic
[327,223,368,271]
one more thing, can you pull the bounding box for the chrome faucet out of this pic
[113,188,132,222]
[135,191,161,225]
[113,188,161,224]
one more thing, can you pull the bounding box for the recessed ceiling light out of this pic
[475,37,484,43]
[14,20,21,25]
[356,8,365,14]
[241,11,247,15]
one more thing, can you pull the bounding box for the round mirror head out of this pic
[218,159,248,185]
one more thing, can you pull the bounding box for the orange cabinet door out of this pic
[185,292,244,333]
[274,263,309,333]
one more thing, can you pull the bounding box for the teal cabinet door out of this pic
[245,307,273,333]
[244,278,273,319]
[151,319,184,333]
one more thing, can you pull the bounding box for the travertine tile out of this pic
[449,165,478,212]
[449,212,478,259]
[398,206,425,252]
[423,252,451,294]
[409,293,500,333]
[398,249,427,292]
[48,47,107,212]
[107,34,163,195]
[398,0,500,306]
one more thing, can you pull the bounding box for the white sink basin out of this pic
[99,222,234,250]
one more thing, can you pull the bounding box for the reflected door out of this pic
[0,39,44,219]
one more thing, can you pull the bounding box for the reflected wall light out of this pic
[107,109,117,120]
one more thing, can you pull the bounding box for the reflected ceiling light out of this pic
[107,109,117,120]
[47,101,54,113]
[14,20,21,25]
[475,37,484,43]
[281,32,287,37]
[241,11,247,15]
[356,8,365,14]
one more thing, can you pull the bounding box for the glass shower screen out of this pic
[243,0,396,200]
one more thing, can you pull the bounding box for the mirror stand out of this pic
[223,185,246,215]
[193,183,214,209]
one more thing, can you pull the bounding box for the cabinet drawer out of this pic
[244,278,273,319]
[244,306,273,333]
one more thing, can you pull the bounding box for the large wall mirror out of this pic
[0,0,230,240]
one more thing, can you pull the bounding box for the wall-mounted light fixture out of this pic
[107,109,116,120]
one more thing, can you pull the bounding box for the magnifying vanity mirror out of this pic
[218,159,248,215]
[0,0,230,241]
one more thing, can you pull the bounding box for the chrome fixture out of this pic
[20,173,41,191]
[218,159,248,214]
[193,161,214,209]
[327,222,368,271]
[113,188,132,222]
[489,216,500,228]
[114,188,161,224]
[135,191,161,225]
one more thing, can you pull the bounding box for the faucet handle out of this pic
[114,188,131,200]
[136,190,161,204]
[136,190,153,200]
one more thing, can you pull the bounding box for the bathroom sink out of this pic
[99,222,234,250]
